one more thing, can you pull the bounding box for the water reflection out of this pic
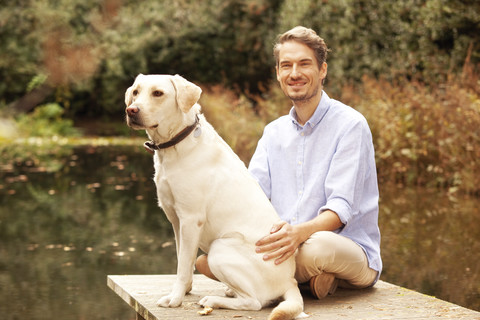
[0,145,479,319]
[0,145,176,320]
[379,184,480,311]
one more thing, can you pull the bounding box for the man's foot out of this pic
[309,272,338,299]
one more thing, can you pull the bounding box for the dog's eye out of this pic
[132,89,138,96]
[152,90,164,97]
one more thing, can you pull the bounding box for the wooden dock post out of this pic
[108,274,480,319]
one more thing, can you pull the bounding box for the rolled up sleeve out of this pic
[319,119,370,226]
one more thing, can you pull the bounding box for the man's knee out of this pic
[195,255,207,272]
[297,231,337,265]
[195,254,218,281]
[295,231,338,282]
[296,231,374,287]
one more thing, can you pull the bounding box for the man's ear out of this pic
[320,62,328,84]
[170,74,202,113]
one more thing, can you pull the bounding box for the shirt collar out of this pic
[289,91,330,129]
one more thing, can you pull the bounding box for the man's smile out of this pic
[288,80,307,87]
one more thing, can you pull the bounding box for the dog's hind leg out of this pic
[198,295,262,310]
[200,238,265,310]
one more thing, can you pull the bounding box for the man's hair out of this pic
[273,26,329,68]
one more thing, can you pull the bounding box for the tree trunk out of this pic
[9,84,53,114]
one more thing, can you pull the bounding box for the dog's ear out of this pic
[125,74,144,106]
[125,86,133,106]
[170,74,202,113]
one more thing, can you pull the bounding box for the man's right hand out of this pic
[255,221,306,265]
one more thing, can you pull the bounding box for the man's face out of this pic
[276,41,327,103]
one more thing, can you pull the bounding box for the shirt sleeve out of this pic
[248,130,272,200]
[319,117,373,225]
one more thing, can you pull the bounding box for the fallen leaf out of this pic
[162,241,173,248]
[198,306,213,316]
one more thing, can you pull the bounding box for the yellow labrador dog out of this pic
[125,74,304,320]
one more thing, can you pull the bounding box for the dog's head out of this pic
[125,74,202,133]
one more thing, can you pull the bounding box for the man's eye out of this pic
[152,90,164,97]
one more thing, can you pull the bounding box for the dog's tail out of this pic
[268,286,306,320]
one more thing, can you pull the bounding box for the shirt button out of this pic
[292,217,297,221]
[301,132,304,136]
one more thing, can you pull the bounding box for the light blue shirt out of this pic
[248,91,382,274]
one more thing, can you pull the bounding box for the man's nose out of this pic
[290,64,301,78]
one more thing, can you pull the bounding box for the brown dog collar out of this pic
[144,115,200,154]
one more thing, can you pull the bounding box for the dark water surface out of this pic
[0,145,479,319]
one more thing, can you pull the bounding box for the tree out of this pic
[1,0,478,118]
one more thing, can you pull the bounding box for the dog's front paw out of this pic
[156,292,184,308]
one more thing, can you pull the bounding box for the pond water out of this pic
[0,144,479,319]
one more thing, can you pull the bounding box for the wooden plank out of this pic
[107,274,480,319]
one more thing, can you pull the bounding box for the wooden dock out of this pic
[108,274,480,319]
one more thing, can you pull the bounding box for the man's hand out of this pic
[255,221,308,265]
[255,211,344,265]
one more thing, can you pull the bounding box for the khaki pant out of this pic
[295,231,378,289]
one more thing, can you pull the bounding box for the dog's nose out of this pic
[126,105,140,117]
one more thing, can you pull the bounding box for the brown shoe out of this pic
[309,273,338,299]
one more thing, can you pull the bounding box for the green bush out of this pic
[2,0,478,117]
[16,103,80,137]
[275,0,480,89]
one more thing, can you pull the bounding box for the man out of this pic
[197,26,381,298]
